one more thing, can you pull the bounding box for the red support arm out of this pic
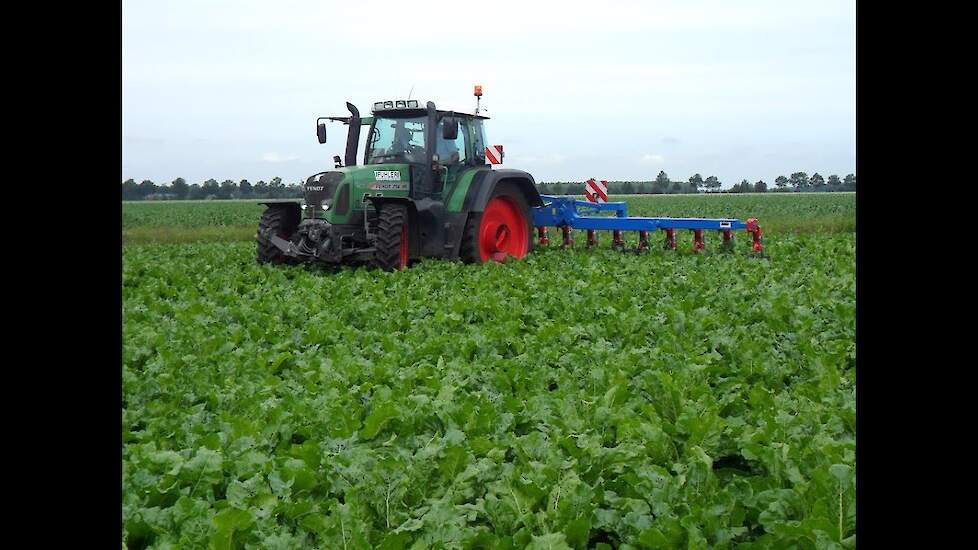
[746,218,763,252]
[664,228,676,250]
[537,226,550,246]
[562,225,573,247]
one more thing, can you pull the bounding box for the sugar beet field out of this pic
[123,193,856,549]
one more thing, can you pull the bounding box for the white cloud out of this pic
[261,152,299,163]
[640,154,666,164]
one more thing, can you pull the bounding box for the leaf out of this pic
[209,508,254,550]
[361,402,400,440]
[526,533,573,550]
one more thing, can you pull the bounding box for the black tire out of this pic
[257,206,298,264]
[372,203,410,271]
[459,181,534,264]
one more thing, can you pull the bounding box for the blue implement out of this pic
[531,195,763,251]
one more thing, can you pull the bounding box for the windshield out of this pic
[366,117,426,164]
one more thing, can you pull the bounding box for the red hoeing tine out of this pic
[722,229,732,248]
[537,226,549,246]
[586,229,597,248]
[692,229,705,252]
[746,218,763,252]
[638,230,649,251]
[664,228,676,250]
[612,230,624,249]
[562,225,573,247]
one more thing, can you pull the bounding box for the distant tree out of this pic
[619,181,635,194]
[217,179,236,199]
[810,173,825,190]
[254,180,269,198]
[170,177,188,200]
[122,179,138,200]
[670,181,682,193]
[705,175,721,192]
[187,183,204,200]
[651,171,670,194]
[202,178,220,199]
[655,171,670,187]
[789,172,809,191]
[827,174,841,189]
[238,179,253,198]
[269,177,284,198]
[688,173,703,193]
[843,173,856,190]
[285,182,303,198]
[137,179,157,199]
[775,175,789,191]
[754,180,767,193]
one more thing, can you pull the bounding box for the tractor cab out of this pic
[364,101,490,198]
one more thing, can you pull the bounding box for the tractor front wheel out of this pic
[460,181,532,263]
[257,206,299,264]
[372,203,410,271]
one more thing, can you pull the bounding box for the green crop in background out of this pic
[123,234,855,548]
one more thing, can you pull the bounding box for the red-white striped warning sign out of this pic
[584,178,609,203]
[485,145,504,164]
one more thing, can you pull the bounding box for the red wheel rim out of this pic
[399,223,408,270]
[479,196,528,262]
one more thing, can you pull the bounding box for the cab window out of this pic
[436,119,466,165]
[366,117,426,165]
[468,119,487,165]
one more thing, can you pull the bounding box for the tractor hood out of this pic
[303,171,345,217]
[304,164,412,223]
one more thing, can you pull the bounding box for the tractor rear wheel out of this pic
[372,203,410,271]
[460,181,533,263]
[257,206,298,264]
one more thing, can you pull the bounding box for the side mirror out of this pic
[317,123,327,144]
[441,118,458,140]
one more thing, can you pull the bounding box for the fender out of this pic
[438,169,544,260]
[465,169,544,213]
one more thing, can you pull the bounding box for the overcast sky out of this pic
[122,0,855,187]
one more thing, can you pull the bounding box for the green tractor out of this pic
[257,96,543,271]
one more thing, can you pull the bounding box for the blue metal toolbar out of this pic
[531,195,746,231]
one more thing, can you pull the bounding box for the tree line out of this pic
[535,171,856,195]
[122,177,305,201]
[121,171,856,201]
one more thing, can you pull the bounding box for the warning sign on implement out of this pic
[485,145,504,164]
[584,178,609,203]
